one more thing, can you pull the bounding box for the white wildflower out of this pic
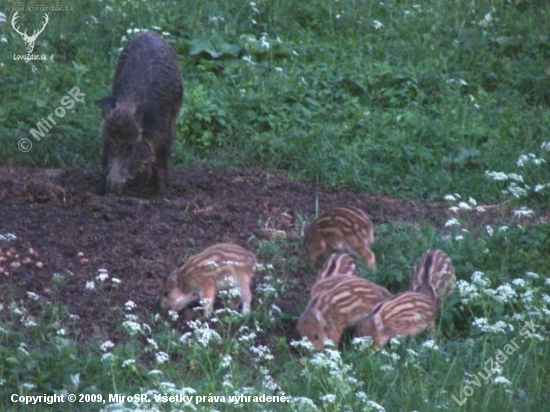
[485,171,508,181]
[238,331,257,343]
[472,271,490,287]
[122,320,143,335]
[18,343,30,356]
[188,320,221,346]
[146,338,158,350]
[494,376,512,386]
[287,396,317,408]
[321,394,337,403]
[508,173,524,182]
[155,351,170,365]
[457,279,481,304]
[101,352,115,362]
[520,290,534,304]
[26,292,40,301]
[367,399,386,411]
[220,354,232,368]
[478,12,493,27]
[290,338,315,351]
[492,283,516,303]
[372,19,384,30]
[96,268,109,282]
[21,316,37,327]
[517,154,529,167]
[513,207,534,218]
[85,281,95,291]
[445,218,461,227]
[124,300,137,311]
[100,340,115,352]
[422,340,439,350]
[250,345,274,361]
[179,332,192,344]
[511,278,527,288]
[167,310,179,321]
[506,183,528,199]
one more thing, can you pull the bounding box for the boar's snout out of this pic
[105,158,129,195]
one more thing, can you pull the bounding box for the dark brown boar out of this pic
[100,32,183,195]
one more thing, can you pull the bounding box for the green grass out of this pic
[1,0,550,411]
[2,0,549,203]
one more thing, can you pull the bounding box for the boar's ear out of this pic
[98,96,116,117]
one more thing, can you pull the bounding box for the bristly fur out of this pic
[160,243,257,317]
[409,249,455,308]
[297,276,392,350]
[304,206,376,270]
[101,32,183,195]
[311,252,358,294]
[355,291,437,349]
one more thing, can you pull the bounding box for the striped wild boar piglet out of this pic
[305,207,376,270]
[160,243,257,317]
[100,32,183,195]
[297,277,392,350]
[310,253,358,297]
[355,291,437,349]
[315,252,357,282]
[410,249,455,308]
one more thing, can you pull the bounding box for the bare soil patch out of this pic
[0,166,514,342]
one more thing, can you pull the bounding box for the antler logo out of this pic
[11,11,49,54]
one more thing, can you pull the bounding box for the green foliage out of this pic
[1,0,549,205]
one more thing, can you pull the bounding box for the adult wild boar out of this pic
[100,32,183,195]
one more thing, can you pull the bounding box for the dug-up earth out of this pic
[0,166,522,342]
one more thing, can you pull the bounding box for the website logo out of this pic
[11,11,48,54]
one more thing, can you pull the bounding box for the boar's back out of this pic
[111,32,183,121]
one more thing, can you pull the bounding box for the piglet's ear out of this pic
[312,308,327,328]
